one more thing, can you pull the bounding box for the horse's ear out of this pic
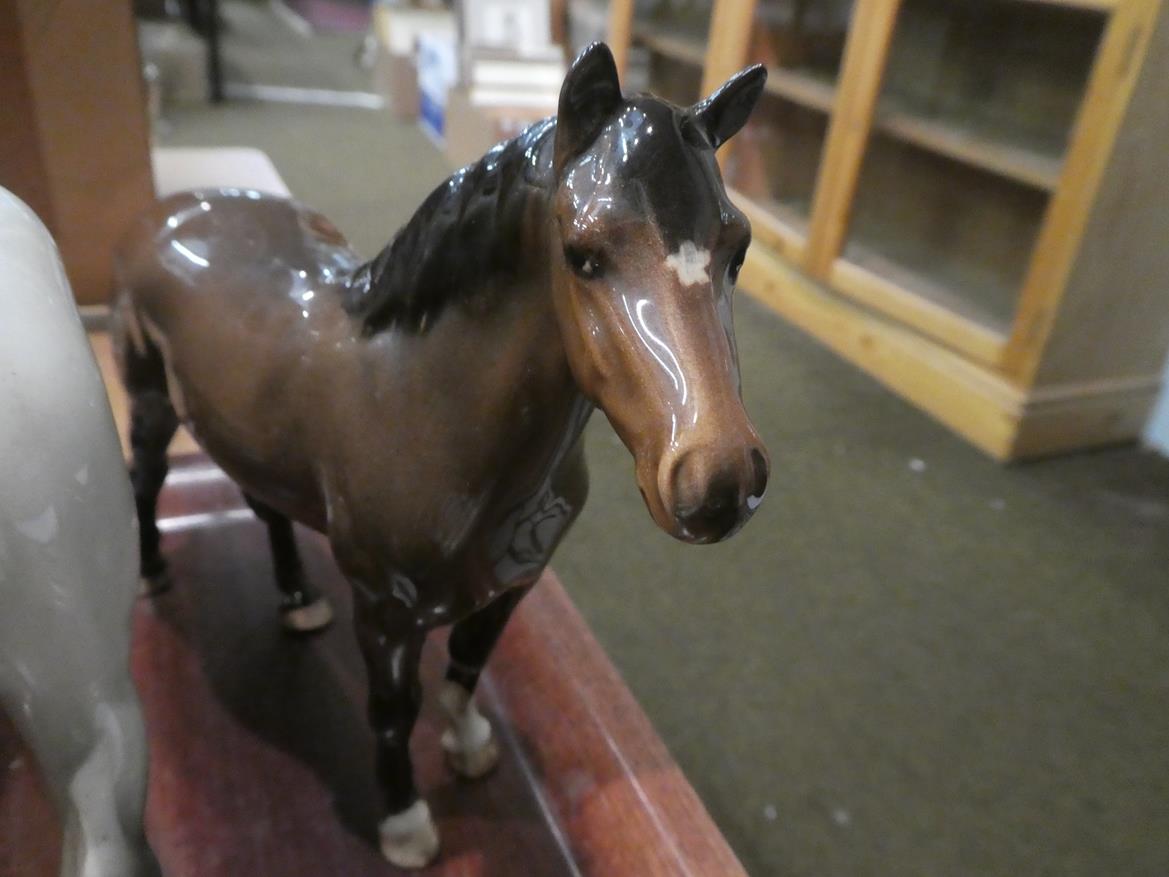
[554,42,623,174]
[688,65,767,149]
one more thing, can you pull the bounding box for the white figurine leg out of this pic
[378,799,440,869]
[1,674,159,877]
[438,680,500,779]
[440,586,531,780]
[60,696,160,877]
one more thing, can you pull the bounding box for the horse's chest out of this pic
[339,398,590,622]
[484,477,577,589]
[412,478,577,622]
[416,447,586,620]
[479,405,590,593]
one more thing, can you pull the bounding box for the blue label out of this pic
[419,91,445,144]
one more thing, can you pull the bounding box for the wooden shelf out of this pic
[762,66,1063,191]
[1012,0,1115,10]
[631,24,706,67]
[763,67,837,113]
[731,175,1012,365]
[832,244,1010,365]
[876,101,1063,192]
[729,187,809,263]
[739,245,1025,460]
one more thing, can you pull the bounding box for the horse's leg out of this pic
[353,597,437,869]
[440,583,532,779]
[0,669,160,877]
[60,679,161,877]
[128,389,178,594]
[242,493,333,633]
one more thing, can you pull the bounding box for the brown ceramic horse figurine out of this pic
[113,43,768,868]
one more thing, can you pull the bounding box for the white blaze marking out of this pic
[665,241,711,287]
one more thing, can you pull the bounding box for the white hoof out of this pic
[379,799,440,869]
[438,680,500,780]
[138,569,172,596]
[281,596,334,632]
[444,731,500,779]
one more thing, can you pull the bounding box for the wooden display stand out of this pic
[608,0,1169,460]
[0,455,745,876]
[0,0,155,306]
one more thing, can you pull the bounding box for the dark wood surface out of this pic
[1,457,745,876]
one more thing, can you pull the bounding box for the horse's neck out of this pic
[348,120,558,334]
[432,218,587,494]
[466,277,586,460]
[353,121,589,475]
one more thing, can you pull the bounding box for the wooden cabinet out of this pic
[1,0,154,306]
[608,0,1169,460]
[630,0,711,104]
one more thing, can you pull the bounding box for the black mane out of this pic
[344,117,557,334]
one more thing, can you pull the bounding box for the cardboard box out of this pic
[375,49,421,119]
[371,4,454,120]
[1,0,154,306]
[444,88,555,170]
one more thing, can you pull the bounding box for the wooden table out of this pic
[0,456,745,876]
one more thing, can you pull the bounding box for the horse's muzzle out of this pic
[663,444,769,544]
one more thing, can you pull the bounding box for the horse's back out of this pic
[113,190,359,525]
[117,189,361,320]
[113,188,361,410]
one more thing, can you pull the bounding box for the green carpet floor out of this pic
[159,14,1169,875]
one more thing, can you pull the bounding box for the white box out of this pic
[462,0,553,57]
[373,4,455,55]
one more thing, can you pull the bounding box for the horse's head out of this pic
[549,43,769,544]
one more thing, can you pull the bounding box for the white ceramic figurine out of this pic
[0,188,160,877]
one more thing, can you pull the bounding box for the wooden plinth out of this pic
[0,457,743,876]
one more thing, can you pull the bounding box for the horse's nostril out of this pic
[749,447,769,498]
[750,447,767,476]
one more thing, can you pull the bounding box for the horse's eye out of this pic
[565,245,602,280]
[728,244,748,284]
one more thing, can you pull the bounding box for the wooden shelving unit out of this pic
[763,67,835,111]
[875,103,1062,192]
[609,0,1169,460]
[631,24,706,67]
[624,2,715,103]
[764,66,1063,190]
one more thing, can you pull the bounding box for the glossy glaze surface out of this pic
[0,188,160,876]
[114,43,768,866]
